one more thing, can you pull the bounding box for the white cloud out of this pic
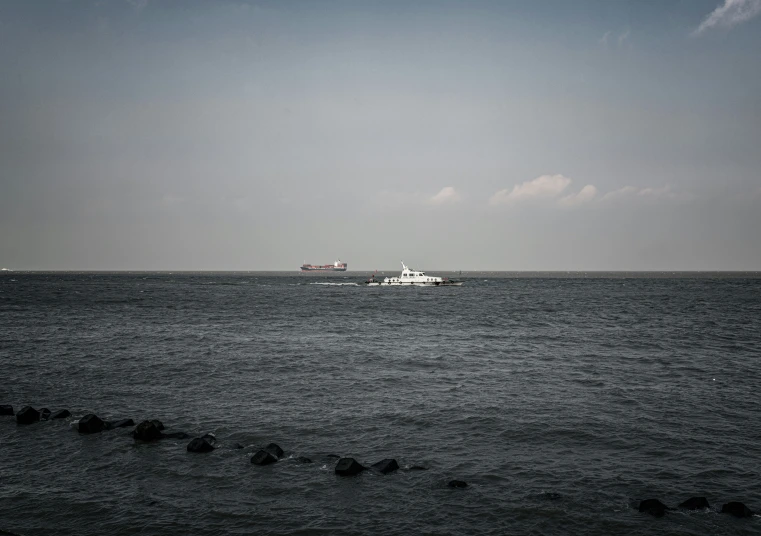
[489,174,571,205]
[600,185,681,203]
[601,186,639,202]
[694,0,761,35]
[428,186,461,206]
[637,185,674,198]
[617,29,630,47]
[599,31,612,47]
[489,177,682,208]
[559,185,598,207]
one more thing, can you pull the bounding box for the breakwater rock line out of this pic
[2,402,760,523]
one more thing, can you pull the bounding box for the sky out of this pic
[1,0,759,271]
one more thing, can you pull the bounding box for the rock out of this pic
[371,459,399,474]
[150,419,165,431]
[721,502,754,518]
[325,454,340,459]
[251,449,278,466]
[448,480,468,489]
[16,406,40,425]
[1,405,14,416]
[133,420,163,442]
[104,418,135,430]
[39,408,51,420]
[679,497,710,510]
[78,414,105,434]
[639,499,669,517]
[335,457,365,476]
[296,456,313,464]
[231,443,244,449]
[187,437,215,453]
[202,432,216,443]
[264,443,284,459]
[50,409,71,419]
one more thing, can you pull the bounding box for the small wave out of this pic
[309,282,359,286]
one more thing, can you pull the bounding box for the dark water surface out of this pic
[1,272,760,535]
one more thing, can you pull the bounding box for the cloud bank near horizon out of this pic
[489,176,681,208]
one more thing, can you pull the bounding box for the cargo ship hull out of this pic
[300,260,347,272]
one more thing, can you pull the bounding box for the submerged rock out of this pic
[78,414,105,434]
[104,418,135,430]
[295,456,313,464]
[447,480,468,489]
[16,406,40,425]
[187,437,215,453]
[679,497,710,510]
[133,420,163,442]
[264,443,284,459]
[251,449,278,465]
[721,502,754,518]
[335,458,365,476]
[50,409,71,420]
[325,454,340,459]
[639,499,669,517]
[0,405,14,416]
[39,408,51,420]
[371,459,399,474]
[231,443,244,449]
[406,465,428,471]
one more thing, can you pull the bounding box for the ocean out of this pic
[1,272,760,535]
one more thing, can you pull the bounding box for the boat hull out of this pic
[366,281,463,286]
[300,267,347,271]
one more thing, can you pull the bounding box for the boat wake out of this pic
[309,282,359,286]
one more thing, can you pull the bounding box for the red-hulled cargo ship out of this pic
[300,259,348,272]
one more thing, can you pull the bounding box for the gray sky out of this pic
[1,0,760,271]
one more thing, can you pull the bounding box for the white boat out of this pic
[365,262,463,286]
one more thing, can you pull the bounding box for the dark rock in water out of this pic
[16,406,40,425]
[0,405,14,416]
[150,419,165,431]
[264,443,284,459]
[335,458,365,476]
[39,408,51,420]
[162,431,190,440]
[296,456,313,464]
[407,465,428,471]
[104,418,135,430]
[78,414,105,434]
[639,499,669,517]
[202,433,217,443]
[679,497,710,510]
[133,420,163,442]
[326,454,340,459]
[231,443,244,449]
[448,480,468,489]
[721,502,754,518]
[187,437,215,453]
[251,449,278,466]
[371,459,399,474]
[50,409,71,419]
